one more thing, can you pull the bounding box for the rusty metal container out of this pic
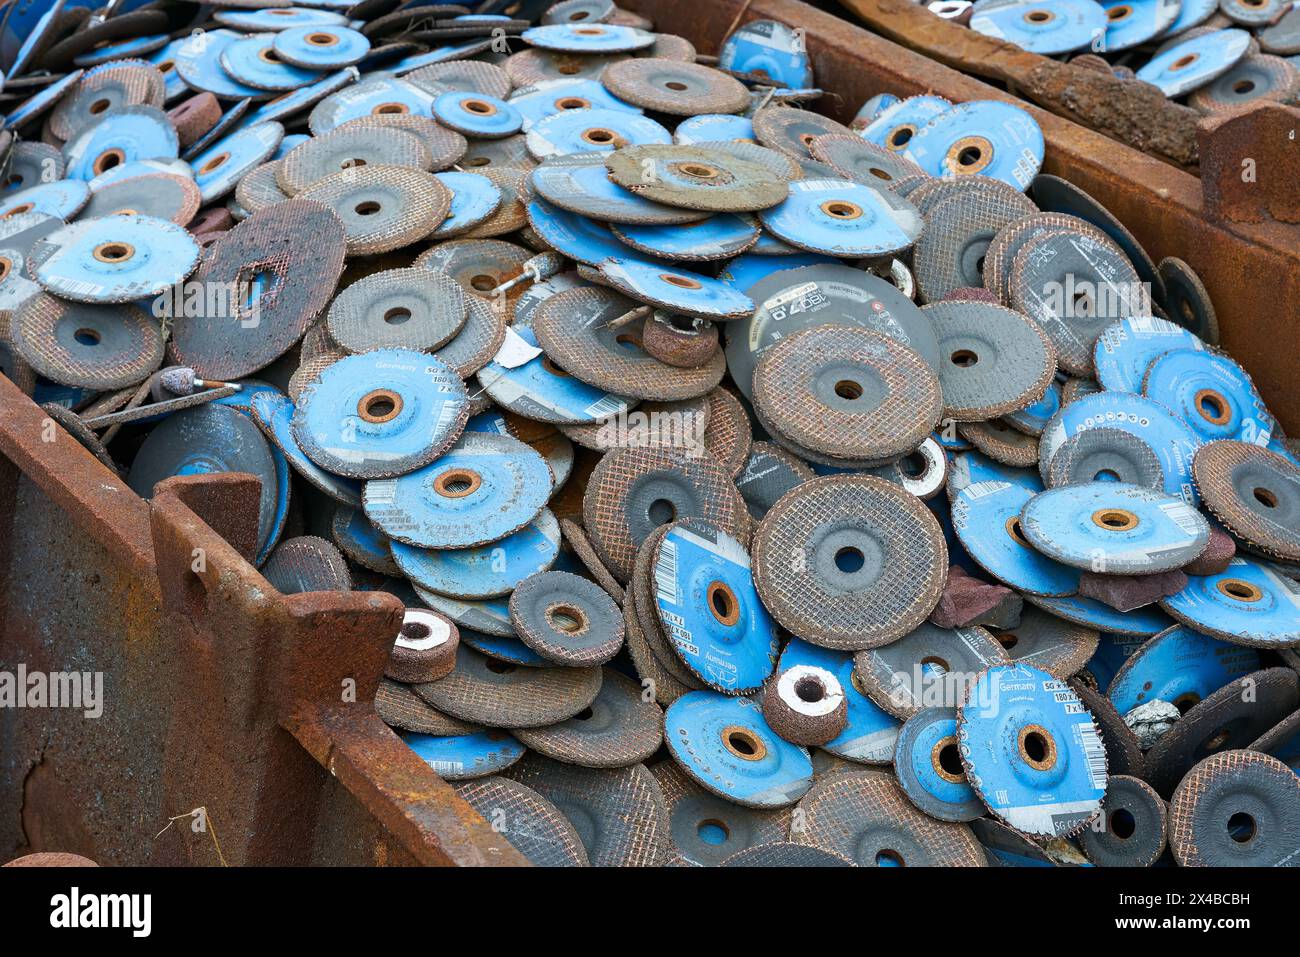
[3,0,1298,867]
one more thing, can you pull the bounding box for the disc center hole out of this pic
[794,676,825,703]
[1227,811,1257,843]
[934,735,964,783]
[434,468,483,499]
[875,849,905,866]
[463,99,496,116]
[821,200,861,219]
[949,349,979,367]
[1092,508,1138,532]
[1253,487,1278,508]
[306,32,338,46]
[546,603,587,634]
[93,148,125,175]
[89,98,112,115]
[706,581,740,627]
[660,273,702,290]
[470,273,497,291]
[697,818,730,844]
[677,163,719,180]
[358,389,402,423]
[1024,8,1052,23]
[1195,389,1230,424]
[1018,725,1057,771]
[199,152,229,175]
[1217,578,1262,602]
[834,546,864,574]
[93,242,134,263]
[401,621,431,642]
[384,307,412,325]
[833,379,863,400]
[665,81,688,91]
[647,497,677,525]
[355,201,382,216]
[721,725,767,762]
[1110,808,1136,840]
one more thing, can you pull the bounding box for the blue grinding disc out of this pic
[434,91,523,138]
[525,107,671,158]
[758,178,923,258]
[1098,0,1182,52]
[894,707,984,821]
[778,638,900,763]
[1143,348,1275,447]
[401,730,525,779]
[1093,316,1206,394]
[1161,557,1300,647]
[29,214,199,304]
[521,23,657,53]
[718,19,813,89]
[250,390,363,507]
[273,25,371,69]
[1137,28,1253,97]
[969,0,1108,55]
[1107,625,1262,715]
[903,100,1044,190]
[391,508,561,599]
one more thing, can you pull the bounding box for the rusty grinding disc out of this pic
[989,605,1100,679]
[808,132,927,189]
[983,212,1114,304]
[277,125,433,194]
[640,311,719,369]
[435,294,508,378]
[386,607,459,683]
[853,622,1010,720]
[10,293,162,390]
[512,667,661,767]
[415,237,532,297]
[1168,749,1300,866]
[1193,440,1300,562]
[326,266,467,354]
[649,758,792,866]
[958,419,1041,468]
[1045,427,1167,492]
[47,61,166,142]
[508,569,625,666]
[892,707,985,823]
[261,535,353,594]
[735,441,815,520]
[376,678,482,735]
[762,663,848,746]
[604,144,790,213]
[297,164,450,255]
[1079,774,1168,867]
[79,172,202,225]
[453,776,589,866]
[600,57,750,115]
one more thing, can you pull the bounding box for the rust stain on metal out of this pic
[1198,103,1300,228]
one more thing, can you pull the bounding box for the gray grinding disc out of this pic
[511,667,661,767]
[983,212,1113,304]
[751,104,853,158]
[453,776,589,866]
[10,293,162,390]
[558,517,626,606]
[505,48,627,84]
[1079,774,1168,867]
[808,132,927,188]
[297,164,450,255]
[751,475,948,651]
[958,419,1041,469]
[601,57,750,115]
[735,441,815,520]
[605,144,789,213]
[415,237,532,296]
[261,535,352,593]
[277,126,433,194]
[650,760,792,866]
[702,386,752,480]
[235,162,291,215]
[405,58,512,98]
[374,678,482,735]
[853,623,1010,720]
[508,569,625,666]
[912,180,1036,303]
[332,114,468,172]
[326,266,467,354]
[435,294,508,378]
[721,842,854,866]
[1046,427,1166,491]
[80,172,202,225]
[48,62,166,142]
[989,605,1099,679]
[1193,440,1300,562]
[1189,54,1300,113]
[1158,256,1219,345]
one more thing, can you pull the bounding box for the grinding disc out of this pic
[596,257,754,321]
[762,663,848,747]
[701,386,751,480]
[277,126,433,195]
[2,71,84,132]
[1144,668,1299,796]
[1136,27,1253,97]
[215,7,351,31]
[249,389,363,507]
[720,842,853,866]
[1194,440,1300,562]
[558,516,625,606]
[673,112,755,144]
[793,768,986,866]
[48,61,166,142]
[650,759,792,866]
[779,638,900,763]
[718,18,813,88]
[416,643,601,728]
[80,171,202,224]
[509,569,624,666]
[532,285,725,400]
[893,707,984,822]
[640,311,722,369]
[415,237,532,297]
[1045,426,1167,493]
[29,213,198,304]
[623,565,701,707]
[422,592,520,642]
[329,113,467,171]
[37,402,118,473]
[273,25,371,69]
[453,776,589,866]
[650,519,778,694]
[758,178,923,258]
[529,151,702,225]
[241,68,359,129]
[559,395,708,457]
[1098,0,1182,50]
[630,527,707,687]
[524,195,641,265]
[1079,774,1168,867]
[751,475,948,650]
[728,264,941,401]
[924,299,1056,421]
[522,22,656,53]
[219,32,323,92]
[364,430,551,548]
[405,58,512,98]
[611,213,759,262]
[430,171,503,238]
[869,437,949,501]
[961,419,1042,468]
[262,535,352,594]
[1004,380,1061,437]
[750,104,851,157]
[331,505,401,576]
[753,325,942,463]
[326,267,466,354]
[456,165,529,238]
[1107,624,1262,716]
[1092,315,1206,394]
[1160,556,1300,647]
[1189,53,1300,113]
[854,622,1010,719]
[582,445,748,581]
[1028,593,1174,638]
[1020,482,1211,574]
[308,77,437,135]
[293,348,468,479]
[0,179,89,220]
[169,199,346,381]
[297,164,450,255]
[173,30,270,101]
[391,508,560,600]
[1158,256,1219,344]
[386,606,458,682]
[512,667,661,767]
[604,143,789,213]
[432,90,522,139]
[402,730,524,780]
[525,106,671,159]
[503,754,668,866]
[1168,749,1300,866]
[1260,4,1300,54]
[376,679,481,735]
[1144,348,1274,447]
[602,57,749,115]
[735,441,814,520]
[807,131,927,188]
[664,690,813,808]
[983,212,1113,304]
[10,293,162,390]
[990,605,1099,679]
[903,100,1043,190]
[958,662,1108,838]
[505,47,626,84]
[1251,708,1300,771]
[969,0,1109,55]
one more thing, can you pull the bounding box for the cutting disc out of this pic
[958,662,1108,837]
[525,107,671,159]
[1041,392,1201,506]
[1092,315,1206,394]
[277,126,433,194]
[512,668,662,768]
[912,180,1036,303]
[430,171,502,238]
[751,475,948,650]
[293,348,468,479]
[1098,0,1182,51]
[392,508,560,599]
[601,57,750,115]
[48,61,166,142]
[1168,749,1300,866]
[1190,53,1300,113]
[903,100,1044,190]
[1261,5,1300,54]
[402,730,524,780]
[604,144,790,213]
[925,300,1056,421]
[728,264,941,400]
[194,122,287,204]
[416,237,532,296]
[273,25,371,69]
[509,569,624,666]
[674,113,755,144]
[0,179,88,220]
[416,643,601,728]
[1107,625,1262,716]
[28,213,198,304]
[215,7,350,30]
[522,22,656,53]
[611,214,758,262]
[792,768,986,866]
[529,152,702,225]
[991,605,1099,679]
[750,105,851,157]
[532,286,724,400]
[298,164,450,255]
[969,0,1109,55]
[419,590,516,641]
[807,132,927,188]
[664,691,813,808]
[596,258,753,321]
[377,679,479,735]
[220,33,323,92]
[262,535,352,593]
[3,71,84,131]
[1144,348,1274,447]
[582,445,747,581]
[365,431,551,548]
[1045,426,1167,493]
[169,199,346,380]
[432,90,522,139]
[10,293,162,390]
[1136,28,1253,96]
[758,178,922,258]
[650,759,792,866]
[326,267,466,354]
[80,172,202,225]
[894,707,985,822]
[853,622,1010,719]
[1158,257,1219,344]
[735,441,814,520]
[453,776,589,866]
[1079,774,1168,867]
[1161,557,1300,647]
[308,77,437,134]
[1194,440,1300,561]
[753,325,942,463]
[249,390,363,507]
[331,505,400,575]
[1020,482,1210,574]
[508,77,640,131]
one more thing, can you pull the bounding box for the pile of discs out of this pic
[1,0,1298,869]
[917,0,1300,113]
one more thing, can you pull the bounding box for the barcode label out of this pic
[1078,722,1108,791]
[1159,500,1206,536]
[584,394,623,418]
[430,400,460,438]
[654,538,679,606]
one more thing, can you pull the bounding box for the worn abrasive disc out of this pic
[721,842,853,867]
[808,132,927,188]
[453,776,589,866]
[650,759,792,866]
[430,171,502,239]
[416,237,532,296]
[1069,678,1146,779]
[854,622,1010,720]
[1144,348,1273,447]
[1195,441,1300,562]
[762,663,847,746]
[235,162,290,216]
[277,126,432,195]
[758,178,923,258]
[326,267,466,354]
[505,47,625,84]
[1169,749,1300,867]
[623,571,700,707]
[1161,557,1300,648]
[376,679,481,735]
[262,535,352,593]
[406,59,512,98]
[392,509,560,600]
[522,22,655,54]
[308,77,437,135]
[904,100,1044,189]
[48,61,166,142]
[80,172,201,225]
[728,264,941,400]
[297,164,449,255]
[601,57,749,115]
[529,152,702,225]
[664,691,813,808]
[0,179,90,220]
[10,293,162,390]
[893,707,984,822]
[611,213,759,262]
[455,165,528,238]
[735,441,814,520]
[912,182,1035,307]
[605,144,789,213]
[559,396,709,455]
[749,105,849,157]
[525,107,670,159]
[365,431,551,548]
[1045,427,1167,494]
[984,212,1112,304]
[436,294,507,378]
[293,348,468,479]
[249,390,363,507]
[751,475,948,650]
[958,663,1108,838]
[273,25,371,69]
[402,730,524,780]
[416,643,601,728]
[509,570,624,667]
[779,638,900,763]
[582,445,747,581]
[989,605,1099,680]
[1189,54,1300,113]
[754,325,942,463]
[1158,257,1219,344]
[1106,625,1261,717]
[331,505,400,576]
[700,387,751,480]
[630,527,706,688]
[29,214,199,304]
[793,768,986,866]
[1005,380,1061,437]
[533,286,724,400]
[1079,774,1168,867]
[512,668,661,768]
[170,199,346,380]
[924,300,1056,421]
[329,113,467,172]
